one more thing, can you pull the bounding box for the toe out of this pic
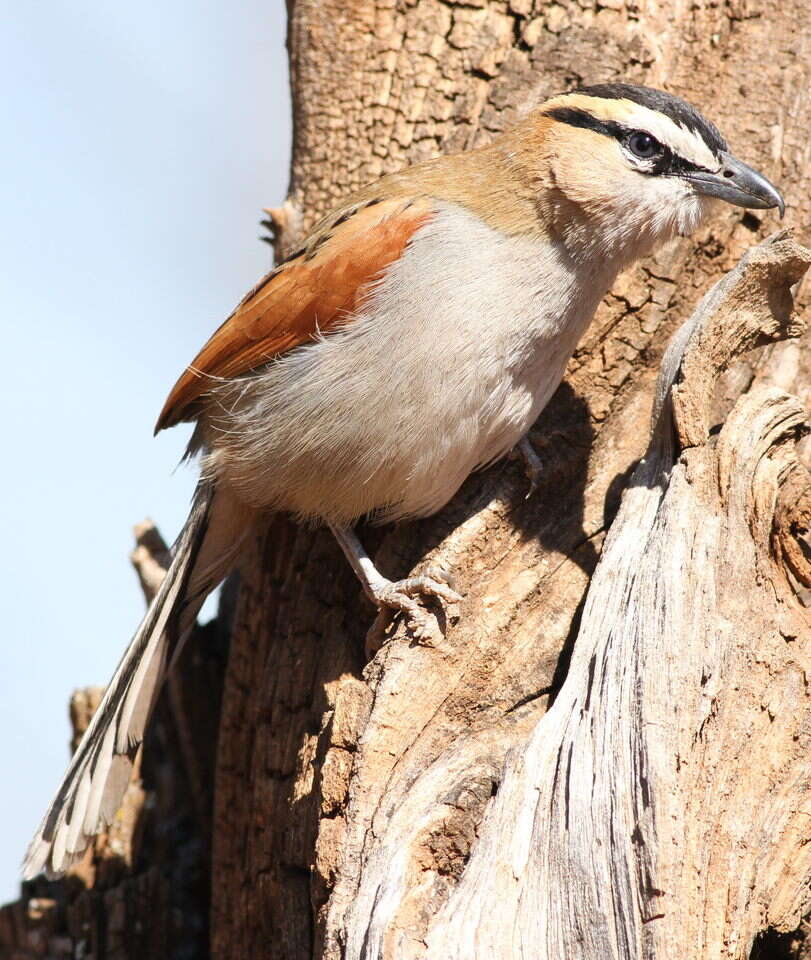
[514,437,544,499]
[421,565,458,591]
[423,579,462,604]
[378,589,431,637]
[368,570,460,646]
[400,575,461,604]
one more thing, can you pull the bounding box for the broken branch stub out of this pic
[668,230,808,449]
[336,233,811,959]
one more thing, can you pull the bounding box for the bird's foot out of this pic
[372,565,461,637]
[365,566,460,657]
[327,525,461,657]
[513,435,544,499]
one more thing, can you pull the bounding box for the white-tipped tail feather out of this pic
[23,481,248,879]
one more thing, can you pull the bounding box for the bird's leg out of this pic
[329,524,461,640]
[513,435,544,498]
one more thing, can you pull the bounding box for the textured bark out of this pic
[4,3,811,959]
[212,3,811,960]
[418,232,811,959]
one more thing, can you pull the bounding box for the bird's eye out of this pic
[627,131,661,160]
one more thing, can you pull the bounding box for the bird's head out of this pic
[528,83,784,264]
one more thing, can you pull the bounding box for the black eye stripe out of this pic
[546,106,626,141]
[545,106,708,177]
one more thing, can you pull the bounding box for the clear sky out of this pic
[0,1,291,902]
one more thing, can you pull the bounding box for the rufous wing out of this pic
[155,196,436,432]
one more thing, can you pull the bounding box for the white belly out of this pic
[203,204,616,525]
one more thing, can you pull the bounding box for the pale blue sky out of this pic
[0,1,291,901]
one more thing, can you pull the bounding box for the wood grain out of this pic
[206,3,811,958]
[416,233,811,960]
[5,2,811,958]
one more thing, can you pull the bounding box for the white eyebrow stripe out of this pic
[602,101,721,170]
[545,93,723,171]
[619,103,720,169]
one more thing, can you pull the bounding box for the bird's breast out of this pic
[391,204,612,464]
[201,203,616,524]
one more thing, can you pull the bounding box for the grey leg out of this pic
[515,435,544,498]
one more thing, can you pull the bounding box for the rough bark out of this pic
[418,232,811,959]
[214,3,811,959]
[4,3,811,959]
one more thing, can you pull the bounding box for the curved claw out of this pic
[327,524,461,654]
[514,436,544,499]
[375,572,462,638]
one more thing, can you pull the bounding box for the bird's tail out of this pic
[23,479,249,879]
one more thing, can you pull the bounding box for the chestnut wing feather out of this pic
[155,197,435,432]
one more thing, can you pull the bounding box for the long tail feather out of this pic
[23,480,247,879]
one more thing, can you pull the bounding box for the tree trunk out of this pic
[212,3,811,958]
[4,2,811,959]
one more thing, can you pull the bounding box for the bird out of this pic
[23,82,784,880]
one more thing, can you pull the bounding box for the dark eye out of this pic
[627,131,661,159]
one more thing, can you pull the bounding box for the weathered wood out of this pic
[412,233,811,959]
[212,3,811,959]
[5,3,811,958]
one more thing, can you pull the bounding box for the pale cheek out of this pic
[551,151,714,258]
[676,195,712,236]
[635,179,711,240]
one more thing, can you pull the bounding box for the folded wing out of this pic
[155,196,436,432]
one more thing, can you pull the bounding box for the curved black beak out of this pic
[685,151,785,218]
